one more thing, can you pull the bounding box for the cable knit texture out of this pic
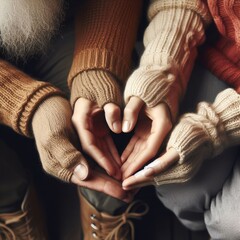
[154,88,240,185]
[70,71,122,107]
[124,0,211,121]
[0,60,64,137]
[68,0,142,107]
[32,96,84,182]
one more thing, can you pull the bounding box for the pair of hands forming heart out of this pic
[71,96,179,202]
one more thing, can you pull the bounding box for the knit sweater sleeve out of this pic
[124,0,211,120]
[154,88,240,185]
[68,0,142,107]
[0,60,64,137]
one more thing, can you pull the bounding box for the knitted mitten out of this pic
[32,96,88,182]
[124,0,211,120]
[70,70,122,107]
[154,88,240,185]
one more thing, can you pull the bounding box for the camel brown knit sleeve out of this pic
[68,0,142,107]
[154,88,240,185]
[124,0,211,121]
[0,60,64,137]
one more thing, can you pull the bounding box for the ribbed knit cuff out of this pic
[207,88,240,153]
[68,49,129,88]
[154,156,202,185]
[124,65,177,107]
[167,112,214,164]
[19,85,65,137]
[167,88,240,164]
[149,0,211,24]
[70,70,122,108]
[0,60,64,137]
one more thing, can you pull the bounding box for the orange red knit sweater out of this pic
[202,0,240,93]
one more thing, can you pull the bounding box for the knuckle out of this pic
[106,106,120,117]
[124,107,136,117]
[71,114,78,125]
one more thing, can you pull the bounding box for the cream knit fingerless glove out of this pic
[70,70,122,107]
[154,88,240,185]
[124,0,211,120]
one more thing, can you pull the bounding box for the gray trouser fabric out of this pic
[155,64,240,240]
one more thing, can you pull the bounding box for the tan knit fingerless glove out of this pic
[32,96,88,182]
[124,0,211,120]
[154,88,240,185]
[70,70,122,108]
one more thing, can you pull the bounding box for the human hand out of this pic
[72,98,122,180]
[122,148,179,189]
[121,96,172,179]
[32,96,132,201]
[123,88,240,189]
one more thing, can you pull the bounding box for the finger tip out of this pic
[122,182,129,190]
[122,120,130,133]
[74,164,89,181]
[112,121,122,133]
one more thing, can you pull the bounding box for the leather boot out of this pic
[78,188,149,240]
[0,187,48,240]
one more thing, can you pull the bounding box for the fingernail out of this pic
[113,121,121,132]
[74,164,89,180]
[122,121,130,132]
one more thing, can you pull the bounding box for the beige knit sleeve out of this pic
[0,60,64,137]
[154,88,240,185]
[124,0,211,120]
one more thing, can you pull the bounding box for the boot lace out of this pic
[90,200,149,240]
[0,210,34,240]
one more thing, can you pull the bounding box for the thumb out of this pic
[73,163,89,181]
[103,103,122,133]
[122,96,144,132]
